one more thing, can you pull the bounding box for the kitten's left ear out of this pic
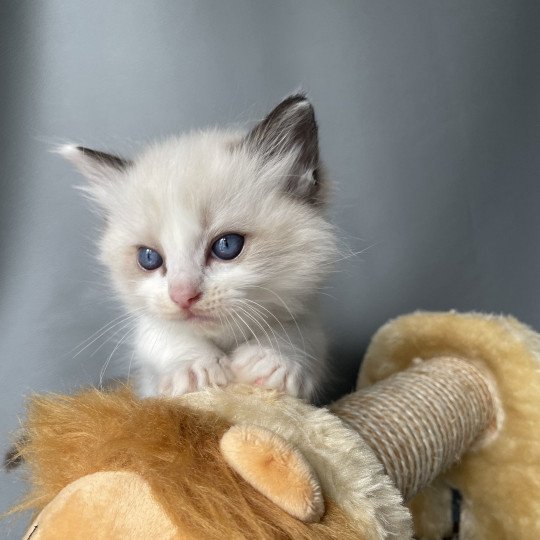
[244,94,322,203]
[57,144,131,184]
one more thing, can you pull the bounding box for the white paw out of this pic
[230,345,301,397]
[157,354,231,397]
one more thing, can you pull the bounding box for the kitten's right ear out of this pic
[56,144,131,183]
[56,145,131,208]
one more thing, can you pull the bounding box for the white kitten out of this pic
[60,95,336,401]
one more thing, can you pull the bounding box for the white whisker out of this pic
[225,308,250,345]
[236,298,290,357]
[127,348,135,383]
[333,242,379,262]
[219,311,239,349]
[88,316,141,359]
[245,285,306,355]
[99,326,137,388]
[241,298,296,352]
[231,307,264,352]
[234,302,282,362]
[68,308,143,359]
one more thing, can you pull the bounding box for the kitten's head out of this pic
[60,95,336,335]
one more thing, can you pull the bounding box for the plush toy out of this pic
[8,311,540,539]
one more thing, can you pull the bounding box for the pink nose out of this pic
[169,285,202,310]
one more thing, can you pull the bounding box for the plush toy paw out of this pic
[158,354,231,396]
[230,345,301,397]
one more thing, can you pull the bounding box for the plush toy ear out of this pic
[220,425,325,522]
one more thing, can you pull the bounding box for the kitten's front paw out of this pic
[158,354,231,396]
[230,345,301,397]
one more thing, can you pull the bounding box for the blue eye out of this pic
[211,234,244,260]
[137,247,163,271]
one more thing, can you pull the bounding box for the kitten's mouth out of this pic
[183,311,216,324]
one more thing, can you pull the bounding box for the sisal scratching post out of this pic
[330,357,497,501]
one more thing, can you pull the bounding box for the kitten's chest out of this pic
[134,319,236,366]
[209,333,237,354]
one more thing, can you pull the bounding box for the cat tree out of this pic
[10,311,540,539]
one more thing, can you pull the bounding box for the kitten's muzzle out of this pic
[169,284,202,310]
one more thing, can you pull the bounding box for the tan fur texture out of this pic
[181,385,412,539]
[12,387,374,539]
[24,471,179,540]
[358,311,540,540]
[220,425,325,522]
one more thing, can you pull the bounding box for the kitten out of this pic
[60,94,336,401]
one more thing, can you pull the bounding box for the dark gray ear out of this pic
[57,144,131,183]
[244,94,321,203]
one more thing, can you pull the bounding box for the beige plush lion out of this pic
[8,311,540,539]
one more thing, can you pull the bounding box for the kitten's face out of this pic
[62,96,335,334]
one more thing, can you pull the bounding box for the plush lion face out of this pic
[14,387,385,539]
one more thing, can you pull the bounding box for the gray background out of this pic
[1,1,539,535]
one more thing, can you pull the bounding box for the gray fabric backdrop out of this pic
[1,1,539,535]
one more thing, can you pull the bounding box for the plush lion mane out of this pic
[11,387,364,539]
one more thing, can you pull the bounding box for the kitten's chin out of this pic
[157,308,219,327]
[184,312,218,325]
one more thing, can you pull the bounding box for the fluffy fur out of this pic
[59,95,336,401]
[219,425,325,522]
[181,385,412,538]
[12,387,379,539]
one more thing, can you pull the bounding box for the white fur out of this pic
[62,114,336,401]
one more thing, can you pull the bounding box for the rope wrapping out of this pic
[330,357,496,501]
